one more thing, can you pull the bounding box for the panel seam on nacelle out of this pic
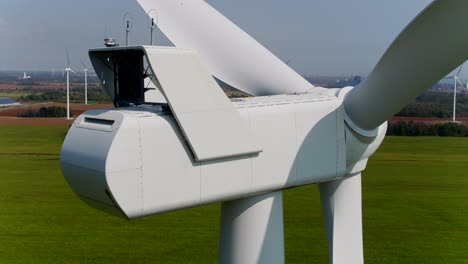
[246,108,254,189]
[335,109,340,178]
[292,104,299,186]
[136,117,145,215]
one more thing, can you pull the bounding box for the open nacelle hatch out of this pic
[89,46,262,162]
[87,48,165,107]
[112,49,145,107]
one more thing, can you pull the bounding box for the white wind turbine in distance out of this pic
[444,62,467,122]
[82,62,93,105]
[63,49,79,119]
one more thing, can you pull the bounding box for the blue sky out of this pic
[0,0,442,77]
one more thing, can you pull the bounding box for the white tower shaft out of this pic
[319,173,363,264]
[85,69,88,105]
[219,191,284,264]
[66,69,70,120]
[453,78,457,122]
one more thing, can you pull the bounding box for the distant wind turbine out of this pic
[18,72,31,80]
[82,62,93,105]
[64,49,79,119]
[444,62,466,122]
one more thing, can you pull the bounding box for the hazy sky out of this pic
[1,0,448,77]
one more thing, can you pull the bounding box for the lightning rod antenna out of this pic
[147,9,158,45]
[123,12,133,46]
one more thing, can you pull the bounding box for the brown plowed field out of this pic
[0,103,113,126]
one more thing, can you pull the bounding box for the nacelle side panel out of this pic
[61,96,346,219]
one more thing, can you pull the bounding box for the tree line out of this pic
[387,121,468,137]
[18,88,111,103]
[17,106,71,118]
[396,91,468,118]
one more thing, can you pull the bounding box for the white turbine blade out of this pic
[66,48,70,68]
[455,76,464,89]
[344,0,468,131]
[319,174,363,264]
[456,62,465,76]
[136,0,313,96]
[70,69,80,77]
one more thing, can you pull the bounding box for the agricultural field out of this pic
[0,125,467,263]
[0,92,30,101]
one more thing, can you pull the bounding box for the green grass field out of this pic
[0,125,467,263]
[0,92,30,101]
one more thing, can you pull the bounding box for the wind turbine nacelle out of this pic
[61,93,387,219]
[59,96,334,219]
[61,46,386,219]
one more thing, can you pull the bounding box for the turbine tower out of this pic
[60,1,468,263]
[63,49,78,120]
[82,62,92,105]
[445,63,466,122]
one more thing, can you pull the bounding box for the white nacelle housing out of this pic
[61,91,351,219]
[61,46,386,219]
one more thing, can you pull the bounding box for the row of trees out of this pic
[19,90,64,102]
[18,88,111,103]
[389,91,468,136]
[17,106,70,118]
[387,121,468,137]
[396,91,468,118]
